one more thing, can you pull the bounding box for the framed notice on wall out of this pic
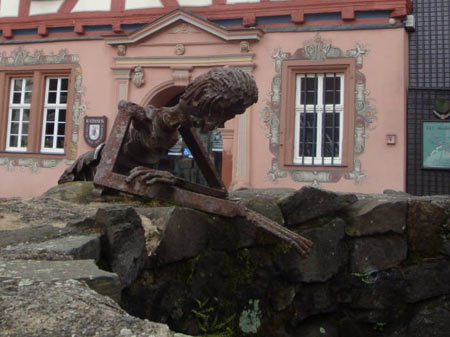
[422,121,450,169]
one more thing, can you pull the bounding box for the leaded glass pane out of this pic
[57,123,65,136]
[13,93,21,104]
[11,109,20,121]
[9,135,18,147]
[10,122,19,134]
[59,110,66,122]
[23,109,30,121]
[13,79,22,91]
[47,109,56,121]
[61,78,68,91]
[48,92,57,104]
[49,79,58,91]
[56,137,64,149]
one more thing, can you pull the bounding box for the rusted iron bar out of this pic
[178,126,225,191]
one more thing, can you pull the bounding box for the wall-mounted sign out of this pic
[84,116,107,147]
[433,99,450,120]
[422,121,450,169]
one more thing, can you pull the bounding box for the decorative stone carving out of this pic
[272,48,288,74]
[117,45,127,57]
[345,159,366,184]
[303,34,342,62]
[172,68,191,87]
[131,66,145,88]
[0,48,84,172]
[240,41,250,53]
[174,43,185,56]
[0,47,79,67]
[266,160,287,182]
[168,23,200,34]
[0,156,59,174]
[262,34,376,185]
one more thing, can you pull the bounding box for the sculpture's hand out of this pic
[58,144,104,184]
[125,166,179,186]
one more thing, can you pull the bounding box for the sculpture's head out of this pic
[176,67,258,131]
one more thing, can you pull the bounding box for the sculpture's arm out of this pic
[58,144,104,184]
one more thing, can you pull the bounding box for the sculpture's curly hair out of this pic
[178,67,258,118]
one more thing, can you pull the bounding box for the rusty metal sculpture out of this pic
[59,67,312,255]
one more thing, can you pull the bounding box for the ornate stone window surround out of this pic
[0,47,84,173]
[263,35,376,185]
[279,58,356,172]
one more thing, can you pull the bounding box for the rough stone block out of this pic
[351,236,407,273]
[402,261,450,303]
[407,297,450,337]
[42,181,97,204]
[278,186,357,225]
[2,235,101,261]
[349,268,406,310]
[0,224,65,248]
[345,198,407,237]
[407,199,448,255]
[145,207,213,265]
[0,259,121,302]
[95,206,147,287]
[277,218,347,283]
[230,188,294,224]
[291,283,336,325]
[293,318,339,337]
[141,207,257,265]
[0,278,182,337]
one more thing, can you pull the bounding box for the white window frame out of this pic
[293,73,344,165]
[40,77,68,154]
[6,78,32,152]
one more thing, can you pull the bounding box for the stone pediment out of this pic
[104,8,263,46]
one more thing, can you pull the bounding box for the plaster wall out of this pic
[125,0,164,10]
[0,26,408,197]
[245,28,408,193]
[0,0,20,18]
[29,0,64,16]
[0,41,116,197]
[72,0,112,12]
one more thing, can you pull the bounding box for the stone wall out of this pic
[1,183,449,337]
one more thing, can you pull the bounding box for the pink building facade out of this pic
[0,0,412,197]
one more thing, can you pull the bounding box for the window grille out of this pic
[294,73,344,165]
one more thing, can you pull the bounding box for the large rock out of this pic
[95,207,147,287]
[278,186,357,225]
[407,199,448,255]
[0,224,66,248]
[42,181,98,204]
[351,236,407,273]
[293,318,339,337]
[0,195,97,228]
[291,283,336,325]
[140,207,214,265]
[407,297,450,337]
[139,206,257,265]
[0,279,184,337]
[1,234,101,261]
[402,261,450,303]
[0,259,121,302]
[276,218,347,283]
[349,268,406,310]
[345,198,407,237]
[230,188,294,224]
